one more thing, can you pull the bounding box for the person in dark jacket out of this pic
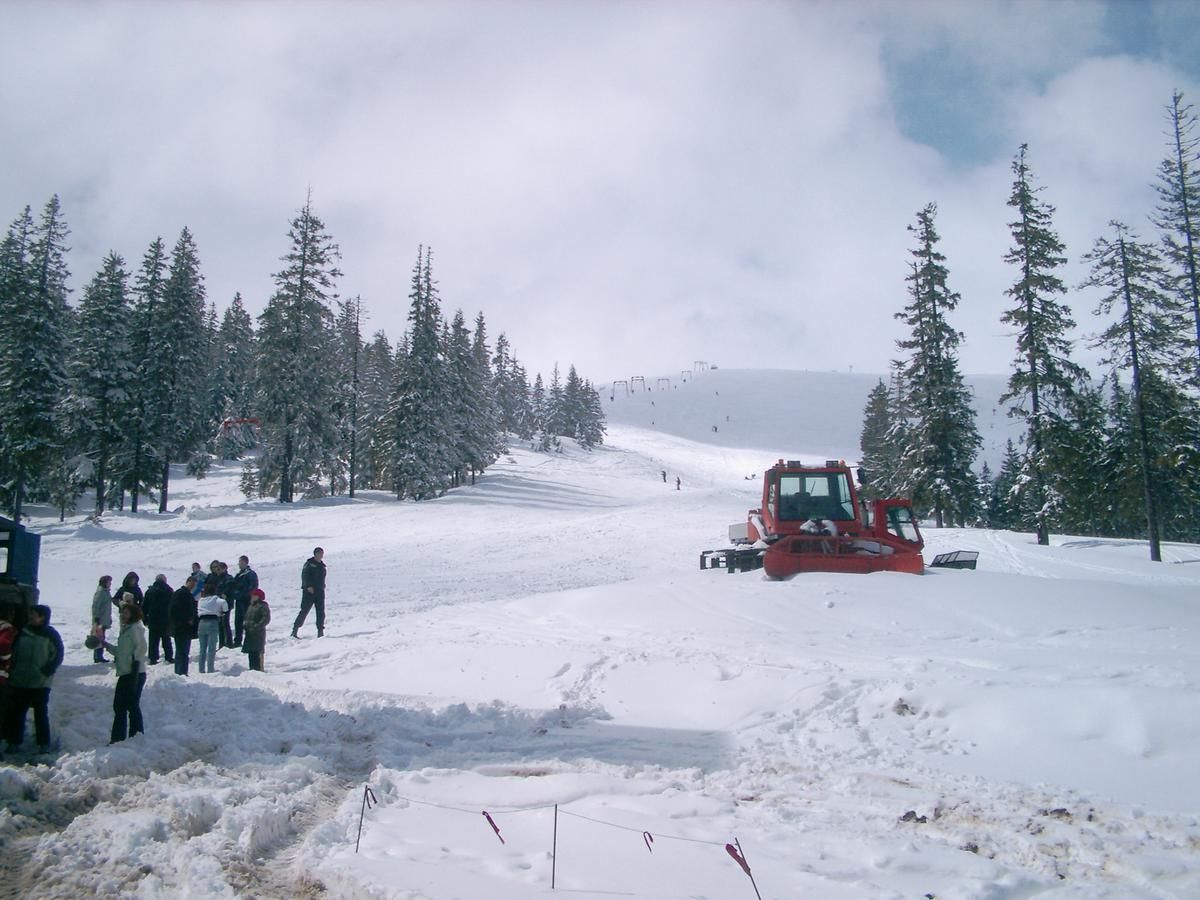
[208,560,235,647]
[228,555,259,648]
[241,588,271,671]
[292,547,326,638]
[116,572,144,609]
[169,576,197,676]
[4,605,63,753]
[142,574,174,665]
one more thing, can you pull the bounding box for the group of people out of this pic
[91,556,273,679]
[0,547,329,758]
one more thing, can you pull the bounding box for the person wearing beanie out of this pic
[241,588,271,672]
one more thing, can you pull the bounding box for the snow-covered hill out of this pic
[600,368,1020,470]
[3,383,1199,898]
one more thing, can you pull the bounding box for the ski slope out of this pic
[3,370,1199,899]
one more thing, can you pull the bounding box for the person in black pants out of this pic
[142,574,174,665]
[104,602,147,743]
[292,547,326,638]
[228,555,259,648]
[169,576,197,675]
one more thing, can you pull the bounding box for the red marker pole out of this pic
[552,804,558,890]
[725,838,762,900]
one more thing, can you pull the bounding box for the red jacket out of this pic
[0,620,14,683]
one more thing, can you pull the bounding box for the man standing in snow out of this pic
[142,574,174,666]
[170,576,197,676]
[292,547,326,638]
[228,555,259,648]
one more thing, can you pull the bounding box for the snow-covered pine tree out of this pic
[508,359,534,440]
[0,206,35,517]
[1080,221,1181,561]
[545,364,567,444]
[893,204,982,527]
[577,380,607,449]
[391,246,451,500]
[253,195,341,502]
[214,293,258,459]
[989,439,1027,531]
[357,330,396,490]
[1000,144,1087,545]
[1151,91,1200,383]
[443,309,476,488]
[530,373,548,450]
[111,237,169,511]
[144,228,207,512]
[197,301,224,462]
[492,333,518,434]
[1050,381,1110,536]
[857,379,893,500]
[469,312,504,477]
[0,197,71,520]
[64,252,135,514]
[328,295,364,495]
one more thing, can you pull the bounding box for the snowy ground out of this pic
[4,371,1200,899]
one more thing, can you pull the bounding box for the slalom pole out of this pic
[552,803,558,889]
[355,785,377,854]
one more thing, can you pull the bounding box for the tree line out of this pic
[860,91,1200,561]
[0,194,606,521]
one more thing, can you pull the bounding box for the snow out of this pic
[6,368,1200,899]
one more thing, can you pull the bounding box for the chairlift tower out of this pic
[630,375,646,391]
[609,379,629,401]
[656,377,671,391]
[693,360,709,374]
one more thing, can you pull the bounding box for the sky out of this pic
[3,0,1198,385]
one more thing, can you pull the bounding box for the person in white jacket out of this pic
[195,582,229,674]
[104,601,149,743]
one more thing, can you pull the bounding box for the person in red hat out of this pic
[241,588,271,672]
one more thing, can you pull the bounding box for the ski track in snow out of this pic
[6,373,1200,899]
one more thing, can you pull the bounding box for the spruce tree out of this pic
[0,198,71,520]
[1151,91,1200,382]
[470,312,504,476]
[1080,221,1178,560]
[0,206,35,516]
[65,252,134,514]
[1000,145,1086,545]
[577,380,607,449]
[391,246,450,500]
[254,195,341,502]
[147,227,207,511]
[214,293,258,458]
[893,204,982,526]
[857,379,893,500]
[357,330,396,490]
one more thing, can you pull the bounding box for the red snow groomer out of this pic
[701,459,934,577]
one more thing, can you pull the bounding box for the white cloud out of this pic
[0,1,1194,382]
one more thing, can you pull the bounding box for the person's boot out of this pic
[317,627,324,637]
[291,628,299,639]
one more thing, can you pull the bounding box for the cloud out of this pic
[1,0,1196,385]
